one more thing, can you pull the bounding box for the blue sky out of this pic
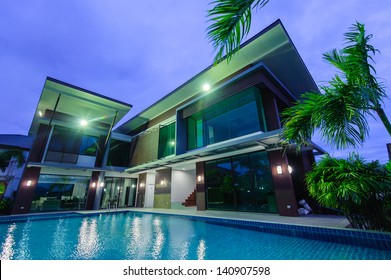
[0,0,390,162]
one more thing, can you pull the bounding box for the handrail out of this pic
[113,202,118,211]
[107,202,111,211]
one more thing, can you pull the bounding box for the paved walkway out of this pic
[78,207,350,229]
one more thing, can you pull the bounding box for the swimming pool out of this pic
[0,211,390,260]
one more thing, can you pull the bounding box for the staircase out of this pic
[182,188,196,207]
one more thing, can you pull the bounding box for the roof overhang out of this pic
[29,77,132,135]
[116,19,318,134]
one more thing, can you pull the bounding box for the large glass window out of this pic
[46,126,98,163]
[48,126,80,154]
[187,87,266,150]
[107,139,131,167]
[79,135,98,156]
[30,175,90,212]
[205,151,277,213]
[158,122,176,159]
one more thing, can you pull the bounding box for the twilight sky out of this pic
[0,0,390,162]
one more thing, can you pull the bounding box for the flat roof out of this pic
[0,134,34,150]
[29,77,132,135]
[115,19,318,134]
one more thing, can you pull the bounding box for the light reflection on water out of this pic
[73,218,100,259]
[0,223,16,260]
[151,217,164,259]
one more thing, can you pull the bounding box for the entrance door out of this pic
[144,184,155,208]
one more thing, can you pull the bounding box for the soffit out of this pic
[29,77,132,135]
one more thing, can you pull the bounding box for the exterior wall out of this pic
[154,168,171,209]
[129,129,159,166]
[11,166,41,214]
[267,150,299,217]
[195,162,206,211]
[171,169,196,209]
[136,173,146,207]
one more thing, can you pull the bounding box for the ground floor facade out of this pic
[10,145,315,217]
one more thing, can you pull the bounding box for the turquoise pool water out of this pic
[0,212,390,260]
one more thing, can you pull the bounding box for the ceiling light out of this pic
[202,83,211,91]
[80,119,88,126]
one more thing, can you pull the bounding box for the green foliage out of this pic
[0,149,25,172]
[0,198,12,214]
[306,153,391,231]
[282,22,391,149]
[206,0,269,64]
[0,182,5,194]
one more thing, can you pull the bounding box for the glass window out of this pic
[232,154,255,212]
[186,87,265,150]
[205,151,276,213]
[249,151,277,213]
[107,139,131,167]
[158,122,176,159]
[48,126,80,154]
[30,175,89,212]
[79,135,98,156]
[100,178,137,209]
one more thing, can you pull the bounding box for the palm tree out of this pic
[0,149,25,172]
[306,153,391,231]
[282,22,391,149]
[206,0,269,64]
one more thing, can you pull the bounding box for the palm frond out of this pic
[206,0,269,64]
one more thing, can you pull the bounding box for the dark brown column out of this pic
[11,167,41,214]
[136,173,146,207]
[195,161,206,211]
[268,150,298,217]
[85,171,99,210]
[261,88,281,131]
[387,143,391,160]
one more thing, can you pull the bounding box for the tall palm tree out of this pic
[206,0,269,64]
[0,149,25,172]
[282,22,391,149]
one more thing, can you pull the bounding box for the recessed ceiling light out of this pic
[80,119,88,126]
[202,83,211,91]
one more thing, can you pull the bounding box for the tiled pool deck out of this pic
[1,207,390,251]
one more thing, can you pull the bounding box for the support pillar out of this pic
[195,161,206,211]
[268,150,298,216]
[11,166,41,214]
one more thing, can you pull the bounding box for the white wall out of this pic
[144,172,156,208]
[171,169,196,204]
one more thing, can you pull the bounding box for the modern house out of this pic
[5,20,324,217]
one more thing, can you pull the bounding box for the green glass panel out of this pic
[158,122,176,159]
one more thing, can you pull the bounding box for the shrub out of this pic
[306,153,391,231]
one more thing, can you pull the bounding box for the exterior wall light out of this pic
[202,83,211,91]
[100,182,104,187]
[140,183,145,188]
[197,175,203,182]
[92,182,96,188]
[38,111,43,117]
[170,141,175,146]
[80,119,88,126]
[288,165,293,174]
[160,180,165,186]
[26,180,32,187]
[276,166,283,175]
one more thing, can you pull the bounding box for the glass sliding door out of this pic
[205,151,277,213]
[249,152,277,213]
[100,178,137,209]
